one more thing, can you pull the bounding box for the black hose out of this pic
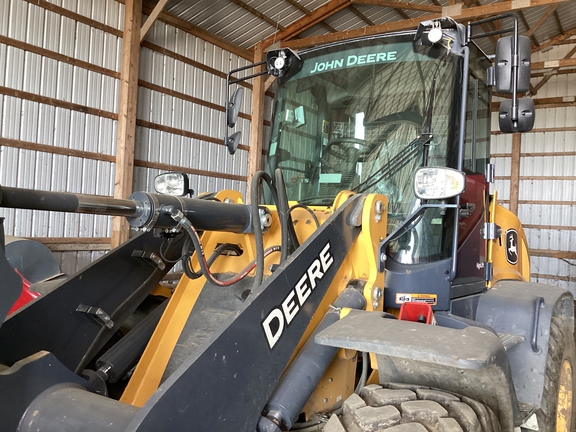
[274,169,300,261]
[163,205,281,287]
[250,171,279,287]
[182,242,242,280]
[289,204,320,229]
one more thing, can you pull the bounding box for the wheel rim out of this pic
[557,359,573,431]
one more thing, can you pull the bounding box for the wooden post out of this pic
[246,41,266,200]
[111,0,142,249]
[509,132,521,215]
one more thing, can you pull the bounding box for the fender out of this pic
[475,280,574,407]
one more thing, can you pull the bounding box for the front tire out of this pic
[325,384,500,432]
[539,315,576,432]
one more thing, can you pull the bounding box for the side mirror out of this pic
[498,98,535,133]
[227,87,244,128]
[226,131,242,155]
[495,35,531,93]
[224,86,244,155]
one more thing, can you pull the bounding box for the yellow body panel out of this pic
[487,193,531,287]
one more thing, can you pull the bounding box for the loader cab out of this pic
[261,24,493,311]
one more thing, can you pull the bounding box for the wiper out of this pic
[354,78,437,194]
[421,79,436,166]
[353,133,432,194]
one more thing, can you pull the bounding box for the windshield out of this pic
[264,34,461,225]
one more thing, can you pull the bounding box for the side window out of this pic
[464,53,491,175]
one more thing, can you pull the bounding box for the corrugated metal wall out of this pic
[492,42,576,295]
[0,0,253,274]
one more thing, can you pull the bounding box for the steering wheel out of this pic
[325,137,370,161]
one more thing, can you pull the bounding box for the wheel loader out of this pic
[0,14,573,432]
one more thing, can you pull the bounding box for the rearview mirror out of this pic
[226,131,241,155]
[498,98,535,133]
[227,87,244,128]
[495,35,531,93]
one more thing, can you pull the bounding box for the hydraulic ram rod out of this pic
[0,186,138,217]
[0,186,253,233]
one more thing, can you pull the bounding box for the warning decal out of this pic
[395,293,438,306]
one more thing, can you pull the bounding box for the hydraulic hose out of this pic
[250,171,281,288]
[182,242,243,279]
[274,169,300,260]
[163,205,280,287]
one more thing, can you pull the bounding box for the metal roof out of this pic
[163,0,576,55]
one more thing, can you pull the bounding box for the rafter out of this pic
[261,0,351,47]
[352,0,441,13]
[530,45,576,96]
[229,0,286,31]
[553,10,565,34]
[279,0,570,50]
[532,67,576,77]
[518,10,540,47]
[534,26,576,52]
[532,56,576,71]
[348,5,376,26]
[524,5,558,38]
[283,0,339,34]
[462,0,498,47]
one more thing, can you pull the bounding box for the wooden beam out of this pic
[518,9,540,47]
[395,8,410,20]
[525,225,576,231]
[29,237,111,252]
[509,133,521,216]
[282,0,339,34]
[492,95,576,111]
[530,249,576,260]
[533,26,576,52]
[140,0,168,42]
[532,67,576,78]
[247,42,266,199]
[532,56,576,70]
[348,5,376,26]
[280,0,569,50]
[352,0,441,13]
[530,45,576,95]
[462,0,498,47]
[0,35,120,79]
[25,0,123,37]
[261,0,351,48]
[554,10,565,34]
[111,0,142,249]
[230,0,285,31]
[524,4,558,38]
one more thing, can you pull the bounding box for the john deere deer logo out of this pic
[506,229,519,265]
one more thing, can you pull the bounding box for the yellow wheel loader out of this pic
[0,14,573,432]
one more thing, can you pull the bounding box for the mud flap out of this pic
[315,310,521,430]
